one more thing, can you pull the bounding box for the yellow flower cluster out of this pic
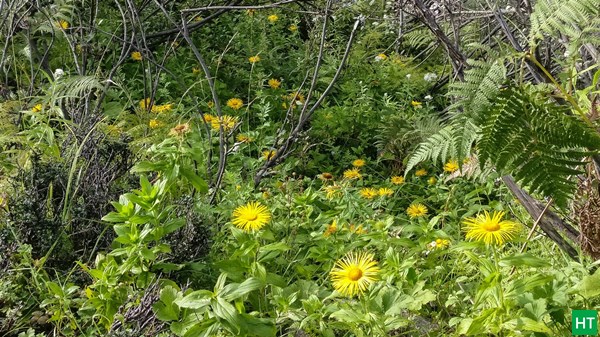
[268,14,279,23]
[203,114,237,132]
[360,187,393,199]
[139,99,173,113]
[148,119,161,129]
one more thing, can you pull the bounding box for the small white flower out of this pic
[424,72,438,82]
[53,68,64,79]
[406,74,412,79]
[563,50,571,58]
[424,95,433,100]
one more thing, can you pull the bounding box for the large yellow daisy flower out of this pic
[407,203,428,218]
[463,211,520,245]
[378,187,393,197]
[360,188,377,199]
[330,251,380,297]
[343,168,362,180]
[232,202,271,232]
[226,98,244,110]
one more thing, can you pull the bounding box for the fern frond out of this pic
[447,58,507,120]
[529,0,600,46]
[405,118,480,173]
[479,86,600,206]
[54,76,104,104]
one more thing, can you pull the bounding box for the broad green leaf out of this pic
[221,277,265,301]
[499,253,551,268]
[174,290,213,309]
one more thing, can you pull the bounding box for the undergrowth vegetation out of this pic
[1,0,600,336]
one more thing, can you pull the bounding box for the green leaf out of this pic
[174,290,213,309]
[153,286,180,321]
[576,268,600,299]
[221,277,265,301]
[180,168,208,193]
[502,317,553,334]
[212,297,242,335]
[499,253,551,268]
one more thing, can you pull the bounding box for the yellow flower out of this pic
[32,104,43,112]
[262,150,276,161]
[248,55,261,64]
[169,123,191,137]
[267,14,279,23]
[428,177,437,185]
[352,159,366,167]
[391,176,404,185]
[289,24,298,32]
[324,184,342,199]
[407,203,428,218]
[444,160,459,173]
[192,67,201,74]
[246,9,256,16]
[193,16,203,22]
[411,100,422,108]
[319,172,334,181]
[57,20,69,30]
[463,211,520,245]
[378,187,393,197]
[131,51,143,61]
[152,104,173,113]
[324,220,338,237]
[415,169,427,177]
[268,78,281,89]
[435,238,450,249]
[148,119,161,129]
[203,114,215,123]
[227,98,244,110]
[211,115,238,132]
[375,53,387,61]
[343,168,362,180]
[330,251,380,297]
[236,134,252,143]
[232,201,271,232]
[139,98,150,110]
[360,188,377,199]
[349,224,367,235]
[207,101,214,108]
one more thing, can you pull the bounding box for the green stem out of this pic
[525,53,593,126]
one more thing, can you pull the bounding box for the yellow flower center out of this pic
[246,213,258,221]
[347,267,363,281]
[483,221,500,232]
